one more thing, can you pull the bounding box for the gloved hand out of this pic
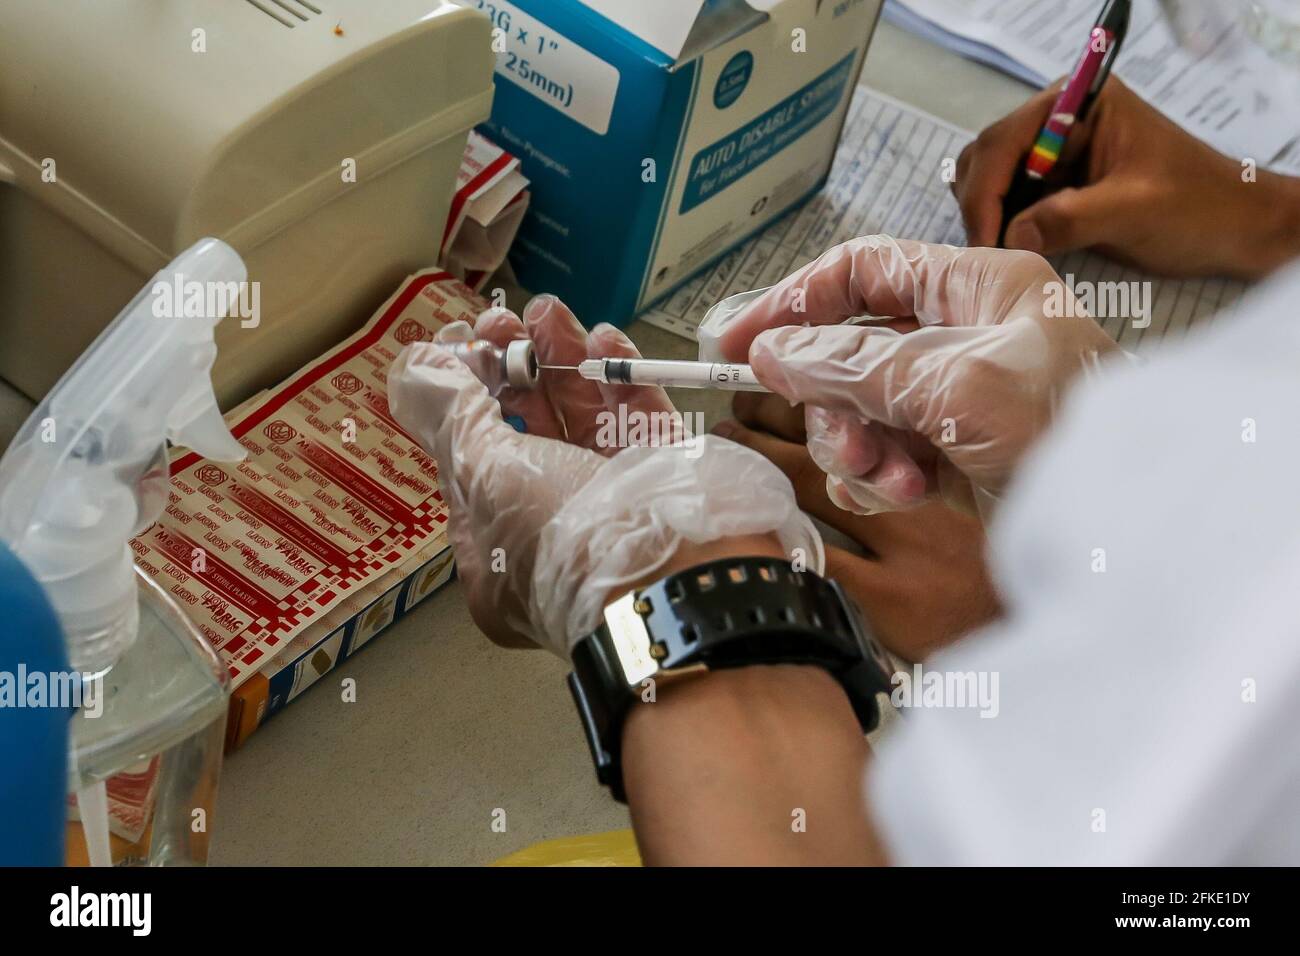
[702,236,1121,517]
[438,294,682,450]
[388,295,823,657]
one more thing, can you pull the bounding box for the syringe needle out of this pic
[538,365,579,372]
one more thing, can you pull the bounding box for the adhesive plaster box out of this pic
[226,545,456,750]
[468,0,882,326]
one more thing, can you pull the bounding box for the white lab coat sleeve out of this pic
[868,265,1300,865]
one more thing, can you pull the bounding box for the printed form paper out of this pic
[641,87,1247,350]
[885,0,1299,164]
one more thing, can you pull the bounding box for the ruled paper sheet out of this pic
[641,87,1247,351]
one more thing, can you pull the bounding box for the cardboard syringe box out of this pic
[471,0,883,326]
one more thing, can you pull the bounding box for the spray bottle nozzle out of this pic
[0,238,249,675]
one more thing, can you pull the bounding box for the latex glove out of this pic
[955,77,1300,280]
[388,297,823,657]
[703,236,1120,517]
[458,294,683,451]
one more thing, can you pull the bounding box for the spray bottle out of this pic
[0,238,249,865]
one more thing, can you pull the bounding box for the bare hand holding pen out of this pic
[956,77,1300,279]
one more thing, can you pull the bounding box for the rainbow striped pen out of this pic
[997,0,1130,246]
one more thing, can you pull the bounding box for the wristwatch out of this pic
[566,556,895,802]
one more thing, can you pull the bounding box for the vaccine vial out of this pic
[443,340,540,395]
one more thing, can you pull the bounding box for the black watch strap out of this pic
[567,556,894,802]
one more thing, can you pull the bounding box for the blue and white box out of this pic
[468,0,883,327]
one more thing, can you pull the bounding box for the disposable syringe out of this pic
[550,358,770,392]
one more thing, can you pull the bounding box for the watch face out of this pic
[602,591,659,685]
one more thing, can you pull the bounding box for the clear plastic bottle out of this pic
[0,238,249,865]
[65,573,229,865]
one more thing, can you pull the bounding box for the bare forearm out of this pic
[604,534,889,865]
[620,664,888,866]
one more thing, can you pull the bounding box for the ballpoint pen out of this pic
[997,0,1132,247]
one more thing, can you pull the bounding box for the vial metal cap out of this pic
[505,339,539,389]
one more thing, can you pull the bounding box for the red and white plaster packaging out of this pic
[441,131,530,291]
[131,270,487,688]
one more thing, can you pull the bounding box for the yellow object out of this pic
[492,830,642,868]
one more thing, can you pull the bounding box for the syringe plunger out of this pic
[576,358,768,392]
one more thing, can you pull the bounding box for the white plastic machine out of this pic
[0,0,494,406]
